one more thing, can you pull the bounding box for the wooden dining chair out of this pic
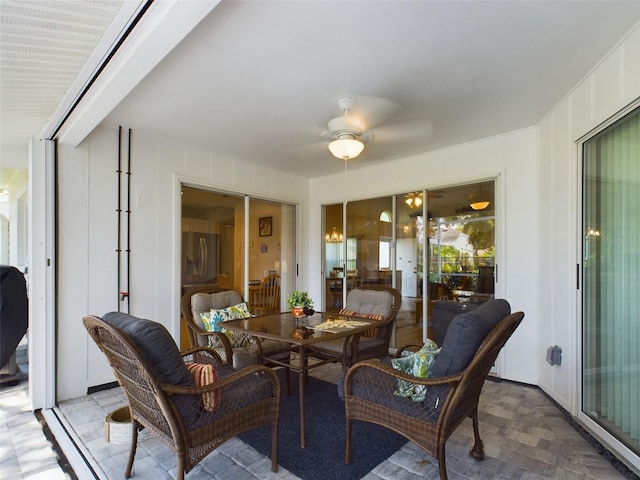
[252,274,281,315]
[215,273,231,289]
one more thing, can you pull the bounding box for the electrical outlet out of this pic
[546,345,562,366]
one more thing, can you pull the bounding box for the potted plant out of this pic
[287,290,314,317]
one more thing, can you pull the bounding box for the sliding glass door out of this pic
[323,197,394,312]
[249,197,296,310]
[322,182,495,349]
[181,185,296,316]
[582,107,640,458]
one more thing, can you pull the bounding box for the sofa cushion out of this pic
[431,298,510,378]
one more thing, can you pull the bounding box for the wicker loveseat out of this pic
[344,299,524,480]
[84,313,280,479]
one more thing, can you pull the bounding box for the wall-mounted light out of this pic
[586,228,601,239]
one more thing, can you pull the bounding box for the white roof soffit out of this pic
[52,0,221,147]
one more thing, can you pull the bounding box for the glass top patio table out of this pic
[222,311,383,448]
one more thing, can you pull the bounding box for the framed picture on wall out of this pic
[259,216,272,237]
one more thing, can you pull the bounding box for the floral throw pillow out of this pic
[200,302,257,348]
[391,339,441,401]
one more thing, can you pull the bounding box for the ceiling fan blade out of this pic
[369,119,435,144]
[349,95,402,130]
[285,140,330,157]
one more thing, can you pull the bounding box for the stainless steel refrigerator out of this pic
[182,232,221,285]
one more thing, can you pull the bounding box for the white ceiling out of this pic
[2,1,640,186]
[0,0,124,192]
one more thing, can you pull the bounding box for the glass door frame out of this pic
[322,181,498,349]
[577,101,640,469]
[180,183,297,313]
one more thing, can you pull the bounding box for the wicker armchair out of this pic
[84,313,280,480]
[344,301,524,480]
[180,286,291,393]
[307,285,402,372]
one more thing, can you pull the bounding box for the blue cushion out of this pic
[420,299,510,413]
[103,312,193,386]
[101,313,209,429]
[431,299,510,378]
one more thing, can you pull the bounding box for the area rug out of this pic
[237,372,407,480]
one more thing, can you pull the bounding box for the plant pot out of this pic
[291,327,312,339]
[291,307,305,317]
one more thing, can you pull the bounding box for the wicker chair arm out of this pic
[185,323,234,360]
[346,358,463,389]
[395,344,424,357]
[161,363,279,396]
[180,347,226,366]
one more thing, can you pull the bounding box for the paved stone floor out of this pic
[0,344,69,479]
[55,359,636,480]
[2,348,638,480]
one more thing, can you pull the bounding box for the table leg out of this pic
[298,346,307,448]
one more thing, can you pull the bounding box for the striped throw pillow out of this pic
[185,363,220,411]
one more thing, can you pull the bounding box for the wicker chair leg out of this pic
[437,447,448,480]
[176,454,185,480]
[345,418,352,464]
[469,411,485,461]
[124,421,138,478]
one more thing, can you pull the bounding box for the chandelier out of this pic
[326,227,343,243]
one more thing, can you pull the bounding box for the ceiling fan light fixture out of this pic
[328,134,364,160]
[405,192,423,208]
[470,201,490,210]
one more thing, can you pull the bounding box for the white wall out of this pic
[309,128,540,385]
[537,25,640,413]
[56,124,308,400]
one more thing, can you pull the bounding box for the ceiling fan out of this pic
[286,95,434,167]
[404,190,444,208]
[324,96,376,160]
[321,95,436,162]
